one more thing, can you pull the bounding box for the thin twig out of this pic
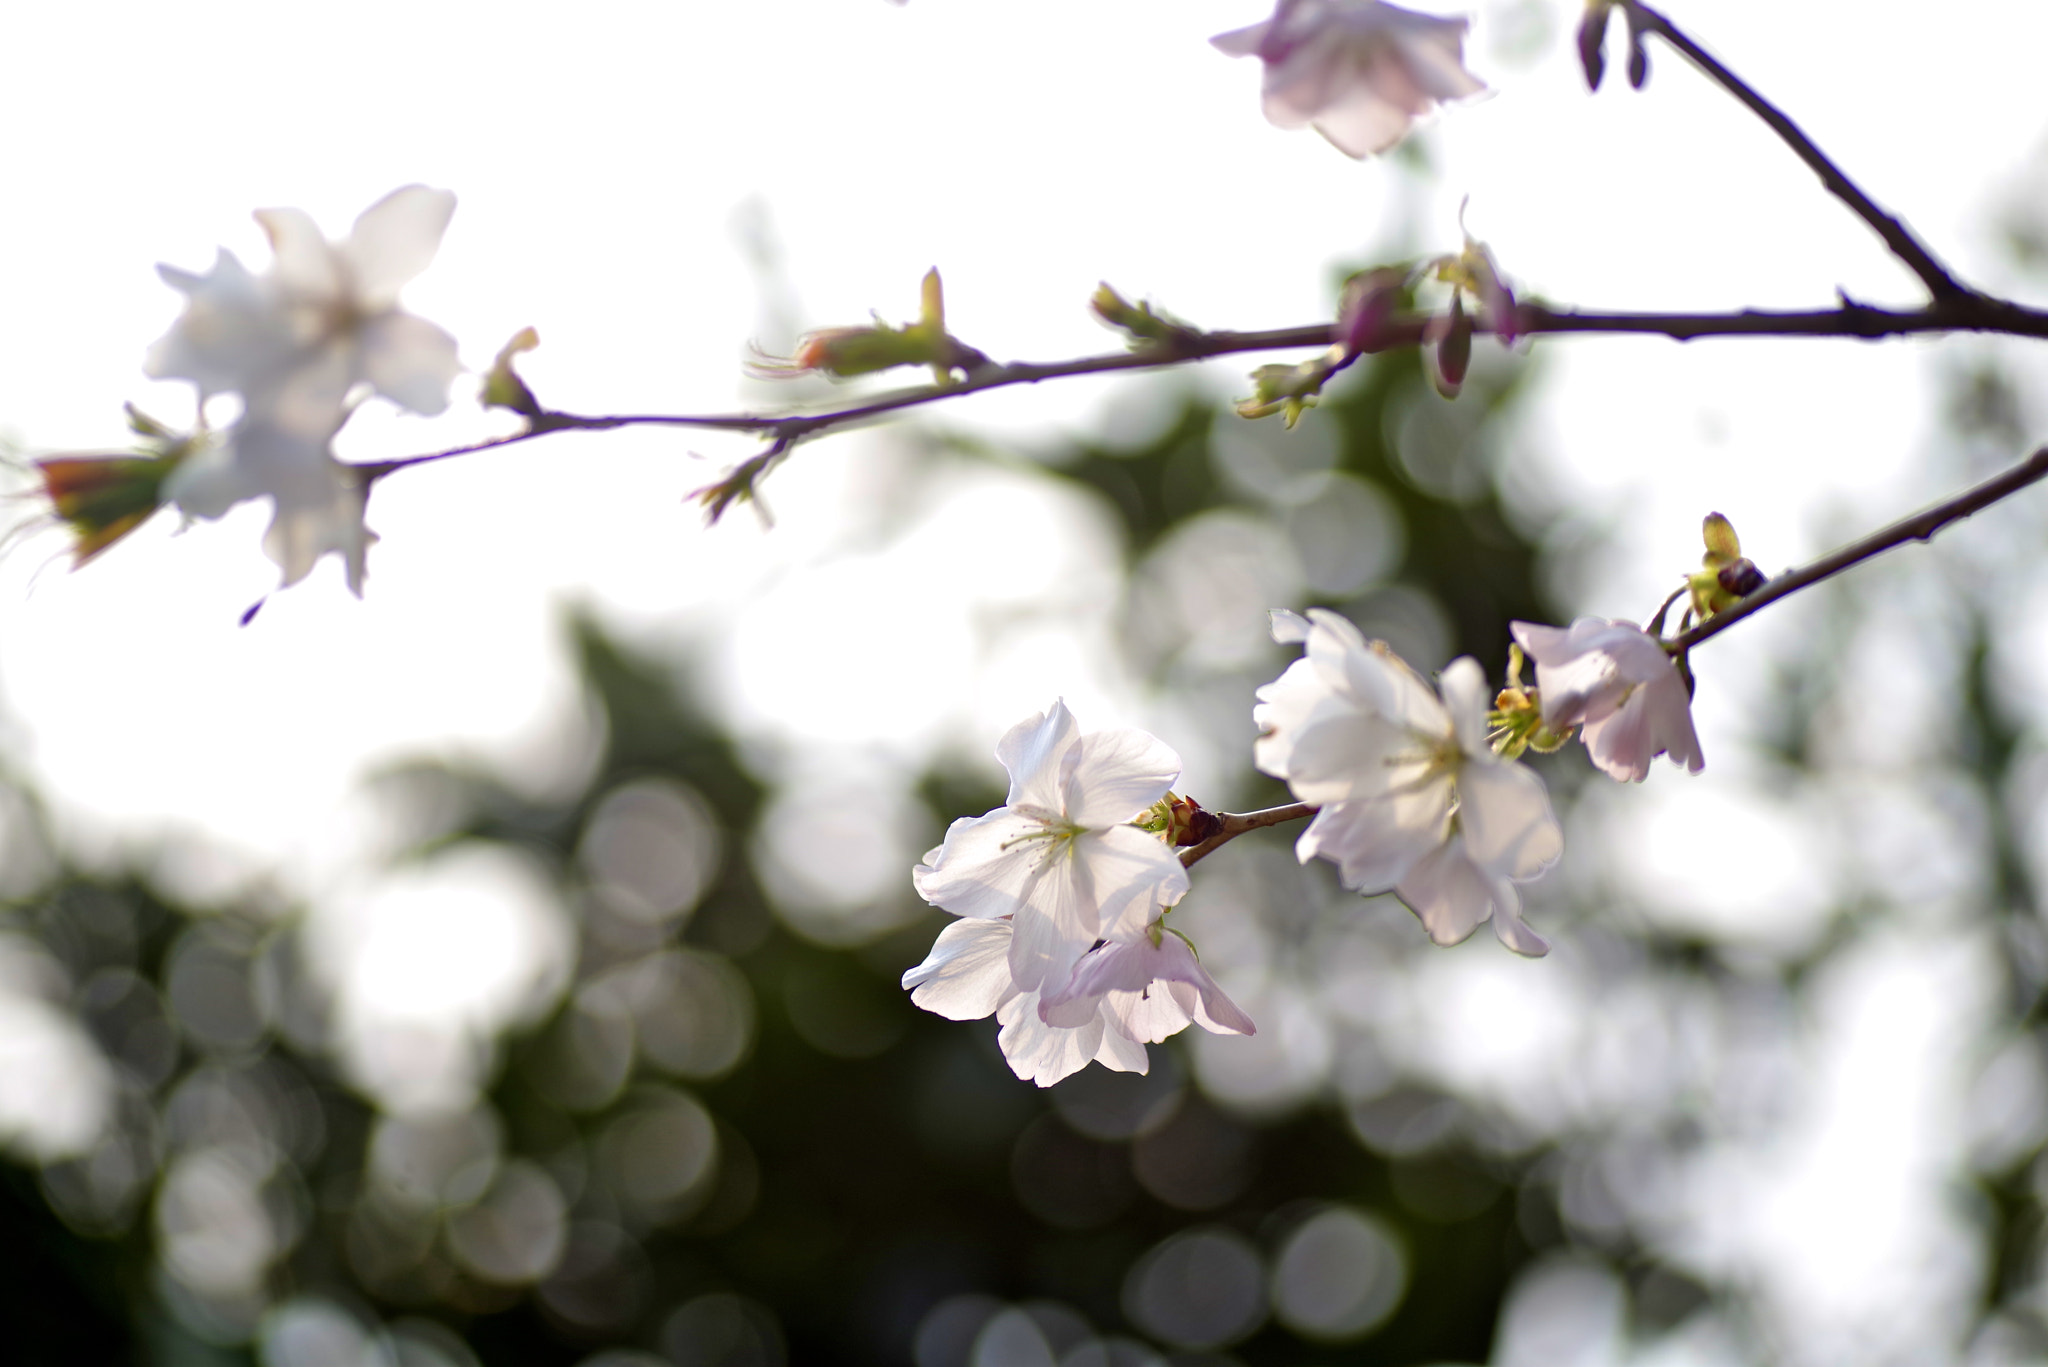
[1624,1,1967,301]
[1179,802,1319,869]
[1675,447,2048,652]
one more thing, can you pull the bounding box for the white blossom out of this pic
[902,912,1253,1087]
[1511,617,1704,782]
[1255,608,1562,955]
[912,701,1188,996]
[1211,0,1485,158]
[145,186,462,592]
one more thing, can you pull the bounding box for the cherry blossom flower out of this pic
[912,701,1189,996]
[1255,608,1562,954]
[1211,0,1486,158]
[902,911,1253,1087]
[1511,617,1704,782]
[144,186,462,592]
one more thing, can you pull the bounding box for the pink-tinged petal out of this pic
[996,701,1080,814]
[1210,19,1273,58]
[1061,726,1180,828]
[1491,887,1550,958]
[1296,792,1447,891]
[1310,91,1417,159]
[1092,1026,1150,1074]
[343,185,456,309]
[1390,27,1487,99]
[1104,986,1194,1044]
[1582,692,1656,782]
[1456,759,1562,881]
[911,809,1044,920]
[903,918,1016,1021]
[360,312,462,416]
[1396,836,1496,946]
[255,207,342,300]
[1437,656,1493,758]
[997,992,1104,1086]
[1645,675,1705,774]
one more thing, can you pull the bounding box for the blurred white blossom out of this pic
[1256,608,1561,954]
[1512,618,1704,782]
[145,186,462,592]
[1210,0,1485,158]
[912,700,1188,995]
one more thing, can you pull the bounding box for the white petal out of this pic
[1078,824,1191,939]
[1061,726,1181,828]
[911,809,1045,920]
[1282,710,1426,806]
[996,701,1080,814]
[1438,656,1493,759]
[1396,837,1495,946]
[997,992,1103,1086]
[344,185,456,309]
[1296,793,1446,891]
[259,454,374,594]
[361,312,462,416]
[1268,607,1311,644]
[255,206,343,300]
[1491,888,1551,958]
[903,918,1015,1021]
[1456,759,1563,881]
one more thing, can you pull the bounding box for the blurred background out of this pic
[5,1,2048,1364]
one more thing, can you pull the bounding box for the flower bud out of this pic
[1624,8,1651,89]
[1337,266,1406,358]
[1717,557,1766,597]
[38,419,196,567]
[1701,511,1742,563]
[1425,296,1472,399]
[1576,1,1612,91]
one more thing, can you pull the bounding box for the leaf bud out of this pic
[1235,356,1334,428]
[1092,282,1203,351]
[38,413,200,567]
[482,327,544,417]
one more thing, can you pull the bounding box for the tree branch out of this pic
[1623,2,1968,302]
[1179,802,1319,869]
[1676,447,2048,652]
[354,295,2048,498]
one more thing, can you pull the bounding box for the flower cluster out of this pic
[902,702,1254,1086]
[144,187,463,593]
[1255,609,1563,954]
[1211,0,1486,158]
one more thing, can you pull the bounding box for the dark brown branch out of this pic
[1624,2,1968,302]
[1178,802,1319,869]
[1676,447,2048,652]
[354,296,2048,490]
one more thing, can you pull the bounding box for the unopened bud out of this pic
[1576,1,1611,91]
[1624,8,1651,89]
[1701,512,1742,563]
[1092,282,1202,350]
[1716,557,1766,597]
[1425,296,1472,399]
[1337,266,1406,358]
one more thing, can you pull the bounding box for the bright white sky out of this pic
[2,2,2047,1358]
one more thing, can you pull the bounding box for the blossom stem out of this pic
[1178,801,1319,869]
[1620,2,1967,301]
[1674,447,2048,653]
